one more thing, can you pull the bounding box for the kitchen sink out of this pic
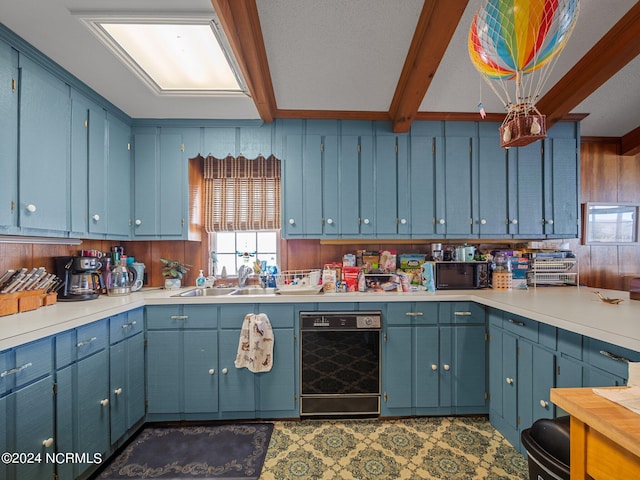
[230,287,277,296]
[172,287,237,297]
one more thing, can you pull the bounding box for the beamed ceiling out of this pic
[1,0,639,155]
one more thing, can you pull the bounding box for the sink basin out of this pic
[230,287,277,296]
[172,287,237,297]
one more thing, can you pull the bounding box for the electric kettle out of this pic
[108,262,137,296]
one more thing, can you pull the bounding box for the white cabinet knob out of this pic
[26,204,37,213]
[92,214,100,221]
[222,368,228,374]
[363,218,370,225]
[539,399,549,408]
[431,364,438,371]
[135,219,142,226]
[438,218,445,225]
[443,364,450,371]
[114,388,123,395]
[100,398,109,407]
[42,437,54,448]
[546,219,554,225]
[326,218,333,225]
[288,218,295,225]
[510,219,518,225]
[506,377,514,385]
[209,368,215,375]
[400,218,407,225]
[480,218,487,225]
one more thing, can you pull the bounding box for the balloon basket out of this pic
[499,112,546,148]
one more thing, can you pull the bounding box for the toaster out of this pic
[630,277,640,301]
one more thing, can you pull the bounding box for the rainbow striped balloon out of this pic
[469,0,579,81]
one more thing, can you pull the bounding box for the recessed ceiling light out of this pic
[73,12,248,97]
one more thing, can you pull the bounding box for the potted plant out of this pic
[160,258,191,290]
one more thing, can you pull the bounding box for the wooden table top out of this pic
[550,387,640,458]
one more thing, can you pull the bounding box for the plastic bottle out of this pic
[196,270,206,288]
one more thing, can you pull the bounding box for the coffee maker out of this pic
[55,256,104,301]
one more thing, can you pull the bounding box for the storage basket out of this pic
[492,271,513,290]
[275,269,321,288]
[499,103,546,148]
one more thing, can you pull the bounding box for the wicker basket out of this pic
[492,271,513,290]
[499,113,546,148]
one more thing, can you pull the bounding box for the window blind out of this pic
[203,155,281,232]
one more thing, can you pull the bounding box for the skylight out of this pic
[75,13,248,96]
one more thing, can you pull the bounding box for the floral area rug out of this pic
[97,423,273,480]
[260,417,528,479]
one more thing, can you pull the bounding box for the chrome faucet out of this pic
[237,264,252,288]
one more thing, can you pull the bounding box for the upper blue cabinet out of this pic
[202,123,273,159]
[0,41,18,232]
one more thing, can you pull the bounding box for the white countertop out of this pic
[1,286,638,351]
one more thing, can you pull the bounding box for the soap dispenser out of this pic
[196,270,206,288]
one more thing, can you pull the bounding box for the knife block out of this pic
[0,293,19,317]
[17,290,43,313]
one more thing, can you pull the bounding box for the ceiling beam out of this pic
[621,126,640,157]
[210,0,277,122]
[537,1,640,151]
[389,0,469,133]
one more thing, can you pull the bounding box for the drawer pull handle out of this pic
[507,318,525,327]
[405,312,423,317]
[506,377,514,385]
[121,321,137,329]
[114,388,123,395]
[1,362,33,378]
[42,437,54,448]
[599,350,630,363]
[170,315,189,320]
[454,311,472,316]
[77,337,97,347]
[539,400,549,408]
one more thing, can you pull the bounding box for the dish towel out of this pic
[235,313,274,373]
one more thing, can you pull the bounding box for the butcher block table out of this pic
[550,387,640,480]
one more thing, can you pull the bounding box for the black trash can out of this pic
[521,416,570,480]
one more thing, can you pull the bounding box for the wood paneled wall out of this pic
[1,142,638,290]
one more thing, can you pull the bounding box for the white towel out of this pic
[234,313,274,373]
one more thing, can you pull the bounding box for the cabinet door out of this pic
[133,131,158,236]
[450,325,487,410]
[218,329,255,414]
[257,328,296,414]
[509,142,544,236]
[501,332,518,429]
[488,324,504,418]
[383,326,413,410]
[159,132,185,236]
[302,135,323,236]
[282,134,304,235]
[106,114,131,237]
[146,330,181,413]
[544,135,579,236]
[183,330,219,413]
[518,340,555,437]
[359,135,375,235]
[0,42,18,229]
[322,135,339,235]
[203,127,236,158]
[18,55,70,231]
[238,124,272,159]
[477,124,509,236]
[14,377,55,480]
[87,103,108,234]
[77,350,110,459]
[415,325,439,408]
[375,135,399,235]
[69,93,90,235]
[409,136,438,236]
[0,395,6,480]
[55,366,75,480]
[339,136,361,236]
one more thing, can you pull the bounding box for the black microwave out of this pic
[434,262,489,290]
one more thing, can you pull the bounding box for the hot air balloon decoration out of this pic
[469,0,580,147]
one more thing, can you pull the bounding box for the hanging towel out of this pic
[235,313,274,373]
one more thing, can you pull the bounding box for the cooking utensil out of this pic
[594,291,624,304]
[2,268,27,293]
[23,267,46,290]
[0,270,16,289]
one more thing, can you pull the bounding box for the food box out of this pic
[511,257,530,279]
[400,253,426,284]
[342,267,361,292]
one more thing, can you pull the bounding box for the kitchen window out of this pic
[210,230,279,277]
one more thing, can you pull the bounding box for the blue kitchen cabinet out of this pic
[18,55,70,233]
[374,132,401,236]
[543,123,580,237]
[106,113,131,237]
[0,395,5,480]
[203,127,237,158]
[69,91,91,235]
[0,41,18,231]
[255,303,298,418]
[383,325,413,414]
[508,142,545,237]
[322,135,340,235]
[238,124,274,159]
[109,311,145,445]
[339,135,362,236]
[477,122,510,236]
[132,130,158,236]
[437,122,477,237]
[158,130,186,236]
[83,97,108,235]
[146,305,219,420]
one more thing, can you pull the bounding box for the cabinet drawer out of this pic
[13,337,53,388]
[557,328,582,360]
[55,330,75,370]
[386,303,437,325]
[182,305,218,329]
[110,309,144,343]
[146,305,182,329]
[76,320,108,360]
[585,338,640,380]
[0,349,11,395]
[502,313,539,343]
[440,302,485,324]
[256,304,295,328]
[220,304,253,329]
[146,305,218,330]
